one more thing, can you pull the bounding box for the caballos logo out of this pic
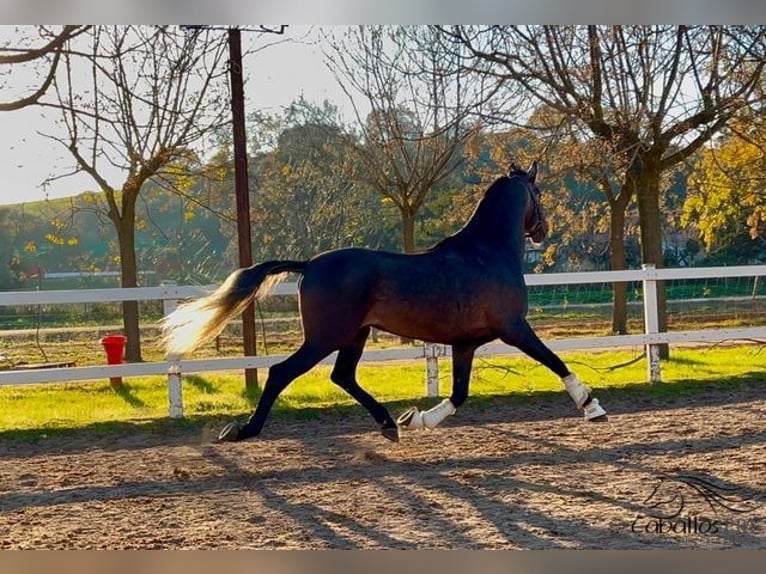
[631,473,761,536]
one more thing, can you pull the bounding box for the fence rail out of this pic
[1,264,765,417]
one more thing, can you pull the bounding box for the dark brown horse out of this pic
[162,162,608,442]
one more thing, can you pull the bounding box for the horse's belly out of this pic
[365,302,494,344]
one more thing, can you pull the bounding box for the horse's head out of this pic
[510,161,548,244]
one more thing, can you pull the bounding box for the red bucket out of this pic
[100,335,126,365]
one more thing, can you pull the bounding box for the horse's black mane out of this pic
[427,170,529,253]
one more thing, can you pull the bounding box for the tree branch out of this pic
[0,26,90,111]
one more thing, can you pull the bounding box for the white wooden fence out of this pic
[1,264,764,418]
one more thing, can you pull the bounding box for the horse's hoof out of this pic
[381,425,399,443]
[588,414,609,423]
[218,422,242,442]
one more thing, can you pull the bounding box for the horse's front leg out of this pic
[504,319,608,422]
[397,344,476,431]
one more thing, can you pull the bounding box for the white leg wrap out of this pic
[583,397,607,420]
[421,399,456,429]
[398,408,425,430]
[562,373,607,420]
[562,373,591,409]
[398,399,456,431]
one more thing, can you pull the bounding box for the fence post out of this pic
[160,280,179,317]
[161,280,183,417]
[641,263,662,383]
[167,360,184,418]
[424,343,440,397]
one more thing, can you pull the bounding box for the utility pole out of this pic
[228,27,258,390]
[182,24,286,391]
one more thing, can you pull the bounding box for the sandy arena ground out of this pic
[0,382,764,549]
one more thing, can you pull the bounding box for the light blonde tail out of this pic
[161,260,305,358]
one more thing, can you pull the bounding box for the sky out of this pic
[0,25,354,206]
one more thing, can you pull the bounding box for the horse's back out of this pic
[302,246,473,300]
[301,247,387,291]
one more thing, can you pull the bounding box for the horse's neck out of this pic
[428,179,528,264]
[461,190,527,255]
[429,215,525,276]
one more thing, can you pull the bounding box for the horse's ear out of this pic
[527,161,538,183]
[509,162,519,176]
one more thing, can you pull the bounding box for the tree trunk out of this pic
[606,173,636,335]
[608,206,629,334]
[635,155,669,359]
[116,207,143,363]
[400,206,417,344]
[401,207,416,254]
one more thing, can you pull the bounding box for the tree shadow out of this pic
[184,374,217,394]
[112,383,146,409]
[241,383,263,406]
[662,355,707,366]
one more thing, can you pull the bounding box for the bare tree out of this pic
[41,25,229,361]
[446,25,766,351]
[325,26,497,253]
[0,25,89,111]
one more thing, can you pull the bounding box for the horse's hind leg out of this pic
[330,327,399,442]
[219,343,331,442]
[501,320,608,422]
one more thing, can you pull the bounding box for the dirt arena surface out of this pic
[1,382,764,549]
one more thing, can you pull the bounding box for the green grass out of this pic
[1,344,764,439]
